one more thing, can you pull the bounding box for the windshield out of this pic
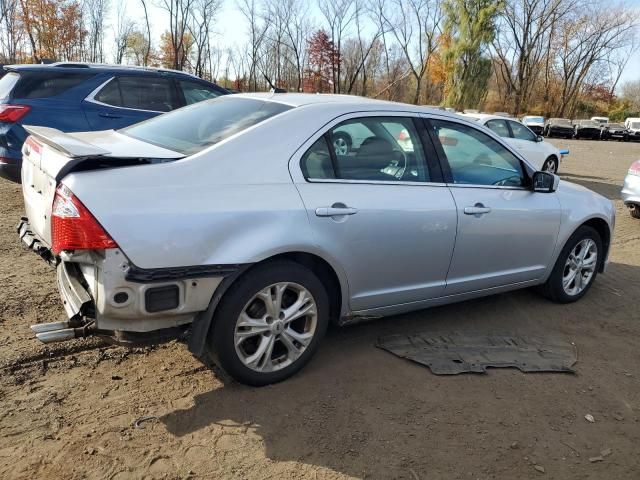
[0,72,19,100]
[523,116,544,123]
[550,118,571,125]
[608,123,623,129]
[121,96,293,155]
[580,121,597,126]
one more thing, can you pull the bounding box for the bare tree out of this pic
[318,0,358,93]
[158,0,195,70]
[189,0,222,78]
[379,0,442,104]
[84,0,109,62]
[0,0,21,63]
[493,0,576,115]
[140,0,152,65]
[238,0,269,91]
[555,5,638,116]
[114,0,134,63]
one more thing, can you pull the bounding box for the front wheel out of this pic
[630,205,640,219]
[542,156,558,173]
[540,226,602,303]
[207,261,329,386]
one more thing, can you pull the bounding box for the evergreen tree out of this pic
[443,0,504,110]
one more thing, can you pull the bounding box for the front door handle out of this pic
[315,206,358,217]
[464,204,491,216]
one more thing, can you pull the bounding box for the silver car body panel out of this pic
[622,172,640,205]
[21,93,615,332]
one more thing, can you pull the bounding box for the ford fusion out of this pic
[18,94,615,385]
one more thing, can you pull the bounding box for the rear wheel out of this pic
[540,226,602,303]
[630,205,640,219]
[542,156,558,173]
[207,261,329,386]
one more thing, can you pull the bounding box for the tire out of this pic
[332,132,352,155]
[206,260,330,386]
[542,156,558,173]
[630,205,640,219]
[540,226,602,303]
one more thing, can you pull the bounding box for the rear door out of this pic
[426,117,561,295]
[291,113,458,312]
[83,75,180,129]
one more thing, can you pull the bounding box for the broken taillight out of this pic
[51,184,118,253]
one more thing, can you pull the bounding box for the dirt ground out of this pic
[1,138,639,480]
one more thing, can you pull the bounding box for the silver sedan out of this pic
[18,94,615,385]
[622,160,640,219]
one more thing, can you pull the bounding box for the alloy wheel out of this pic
[333,137,349,155]
[562,238,598,296]
[234,282,318,373]
[543,158,557,173]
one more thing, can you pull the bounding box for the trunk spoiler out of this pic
[24,125,110,158]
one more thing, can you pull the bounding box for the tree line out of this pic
[0,0,638,118]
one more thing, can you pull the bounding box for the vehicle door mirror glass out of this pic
[533,171,559,193]
[536,135,544,142]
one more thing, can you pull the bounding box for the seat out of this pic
[338,137,397,181]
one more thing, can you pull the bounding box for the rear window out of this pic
[0,72,20,100]
[95,76,179,112]
[120,96,293,155]
[10,71,94,99]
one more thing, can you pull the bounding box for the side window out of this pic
[300,137,335,179]
[94,78,122,106]
[301,117,430,182]
[431,119,527,187]
[485,119,510,138]
[95,76,178,112]
[179,80,222,105]
[508,121,536,141]
[12,72,94,99]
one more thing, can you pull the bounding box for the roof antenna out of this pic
[264,74,286,94]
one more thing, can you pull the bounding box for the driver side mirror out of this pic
[536,135,544,142]
[533,171,559,193]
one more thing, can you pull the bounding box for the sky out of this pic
[116,0,639,87]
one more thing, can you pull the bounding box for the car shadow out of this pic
[160,261,640,478]
[560,173,622,200]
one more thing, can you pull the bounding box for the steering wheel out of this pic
[493,175,522,187]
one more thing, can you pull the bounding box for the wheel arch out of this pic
[580,217,611,272]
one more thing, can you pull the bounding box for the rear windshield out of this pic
[121,97,293,155]
[9,71,95,99]
[0,72,20,100]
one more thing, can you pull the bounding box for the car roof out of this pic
[231,92,461,116]
[459,113,518,123]
[3,62,204,80]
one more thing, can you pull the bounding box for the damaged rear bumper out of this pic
[17,217,226,346]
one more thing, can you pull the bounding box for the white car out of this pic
[462,113,567,173]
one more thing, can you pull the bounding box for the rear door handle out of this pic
[464,204,491,216]
[315,206,358,217]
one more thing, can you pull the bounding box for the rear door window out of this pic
[179,80,223,105]
[10,72,94,99]
[94,76,179,112]
[302,117,430,182]
[485,119,510,138]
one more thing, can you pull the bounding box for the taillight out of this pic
[629,161,640,177]
[0,104,31,122]
[51,184,117,254]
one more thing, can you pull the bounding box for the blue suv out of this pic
[0,62,229,182]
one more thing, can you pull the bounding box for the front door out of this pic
[292,114,458,311]
[427,118,562,295]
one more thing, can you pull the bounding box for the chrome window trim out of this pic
[84,76,167,114]
[306,178,449,187]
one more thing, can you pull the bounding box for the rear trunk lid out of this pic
[21,125,183,246]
